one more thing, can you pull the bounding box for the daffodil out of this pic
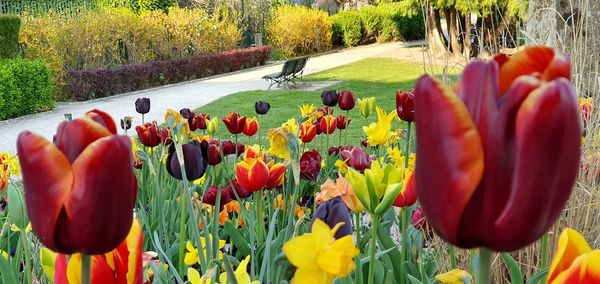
[10,222,31,233]
[1,250,8,259]
[386,147,405,168]
[344,161,406,215]
[219,256,260,284]
[358,97,376,119]
[283,219,359,284]
[184,235,225,265]
[299,104,315,118]
[334,159,348,174]
[267,128,291,160]
[362,107,396,147]
[188,268,213,284]
[281,118,298,134]
[435,269,474,284]
[193,176,206,186]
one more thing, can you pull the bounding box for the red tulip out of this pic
[338,90,356,111]
[222,112,247,135]
[17,109,137,254]
[414,46,581,251]
[340,146,371,172]
[243,117,259,136]
[336,114,351,129]
[299,122,317,143]
[207,143,223,166]
[319,115,337,135]
[191,113,210,131]
[202,185,232,210]
[53,219,143,283]
[236,158,269,192]
[266,161,286,189]
[396,89,415,122]
[158,126,172,145]
[393,171,417,207]
[300,150,322,181]
[135,122,160,147]
[228,179,253,199]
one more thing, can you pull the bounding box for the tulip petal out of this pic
[85,109,117,134]
[548,228,592,283]
[55,118,113,163]
[65,135,136,255]
[494,79,581,251]
[17,131,74,253]
[498,46,570,94]
[414,75,484,245]
[552,251,600,284]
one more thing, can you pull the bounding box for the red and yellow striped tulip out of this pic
[547,228,600,284]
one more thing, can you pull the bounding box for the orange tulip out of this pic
[266,161,286,189]
[243,117,259,136]
[299,122,317,143]
[52,219,143,284]
[414,46,580,251]
[319,115,337,135]
[17,109,137,255]
[547,228,600,284]
[235,158,269,192]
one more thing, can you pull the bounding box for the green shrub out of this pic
[0,15,21,59]
[379,2,425,41]
[360,6,385,40]
[331,10,363,47]
[268,5,332,58]
[0,58,54,120]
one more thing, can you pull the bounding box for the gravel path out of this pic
[0,41,423,152]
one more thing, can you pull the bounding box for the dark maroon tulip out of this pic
[360,139,368,148]
[228,179,253,199]
[191,113,210,130]
[321,90,339,107]
[340,146,371,172]
[180,108,195,119]
[135,97,150,114]
[202,186,232,211]
[315,117,323,135]
[328,146,344,156]
[135,122,160,148]
[221,141,236,155]
[338,90,355,111]
[166,140,208,181]
[236,144,245,156]
[207,143,222,166]
[255,100,271,115]
[336,115,351,129]
[396,89,415,122]
[300,150,322,181]
[311,197,352,239]
[158,127,172,145]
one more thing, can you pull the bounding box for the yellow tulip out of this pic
[345,161,405,215]
[358,97,376,119]
[362,107,396,147]
[547,228,600,283]
[299,104,316,118]
[283,219,359,284]
[207,117,219,135]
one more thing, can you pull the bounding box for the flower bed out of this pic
[66,46,271,101]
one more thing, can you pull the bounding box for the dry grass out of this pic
[422,0,600,281]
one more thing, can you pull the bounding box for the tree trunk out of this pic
[426,4,447,54]
[433,8,450,50]
[447,8,461,56]
[526,0,558,45]
[462,11,472,58]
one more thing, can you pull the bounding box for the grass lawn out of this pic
[195,57,456,145]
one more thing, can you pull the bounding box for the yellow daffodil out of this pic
[408,153,415,169]
[547,228,600,283]
[188,268,213,284]
[358,97,376,119]
[299,104,315,118]
[219,256,260,284]
[362,107,396,147]
[193,176,206,186]
[10,222,31,233]
[207,117,219,135]
[267,128,291,160]
[344,161,406,215]
[1,250,8,259]
[435,269,474,284]
[283,219,359,284]
[281,118,298,134]
[184,235,225,265]
[334,159,349,174]
[386,147,405,168]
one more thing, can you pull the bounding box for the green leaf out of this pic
[7,185,28,229]
[501,252,523,284]
[526,268,548,284]
[223,221,251,256]
[0,254,19,284]
[377,224,403,283]
[374,183,402,215]
[407,274,423,284]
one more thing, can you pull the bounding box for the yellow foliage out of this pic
[267,5,332,58]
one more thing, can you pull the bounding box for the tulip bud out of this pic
[243,117,259,137]
[336,115,351,130]
[340,146,370,172]
[222,112,246,135]
[135,97,150,114]
[192,113,210,130]
[300,150,321,181]
[179,108,194,119]
[207,117,218,135]
[207,143,222,166]
[311,197,352,239]
[135,122,160,148]
[120,116,133,131]
[299,122,317,143]
[321,90,339,107]
[266,162,286,189]
[319,115,337,135]
[166,140,208,181]
[396,89,415,122]
[358,97,376,119]
[255,100,271,115]
[338,90,356,111]
[202,186,232,211]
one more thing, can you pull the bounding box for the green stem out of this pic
[399,209,408,284]
[178,184,187,276]
[540,233,549,282]
[367,215,379,284]
[81,254,91,284]
[404,122,411,168]
[20,230,32,284]
[449,245,457,269]
[477,248,493,284]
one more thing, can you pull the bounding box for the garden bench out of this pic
[263,56,309,89]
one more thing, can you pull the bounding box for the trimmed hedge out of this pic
[0,15,21,59]
[331,10,363,47]
[67,46,272,101]
[0,58,55,120]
